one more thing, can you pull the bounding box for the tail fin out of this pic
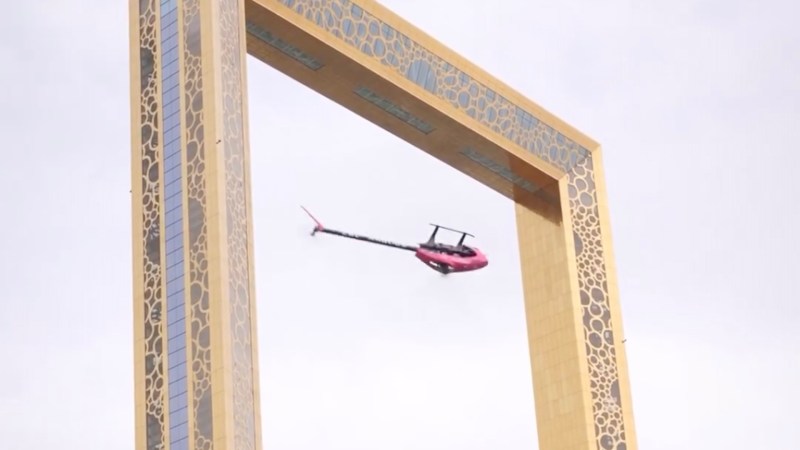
[301,206,325,235]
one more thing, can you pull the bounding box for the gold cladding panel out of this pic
[182,0,216,448]
[239,1,636,448]
[244,0,563,209]
[130,0,636,449]
[133,0,167,448]
[249,0,596,172]
[515,193,594,450]
[566,156,631,449]
[218,0,260,449]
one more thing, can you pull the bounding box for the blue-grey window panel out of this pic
[160,0,188,446]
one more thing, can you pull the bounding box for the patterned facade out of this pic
[135,1,166,448]
[131,0,260,449]
[219,0,259,448]
[569,157,627,449]
[131,0,634,449]
[181,0,215,448]
[278,0,590,173]
[271,1,632,448]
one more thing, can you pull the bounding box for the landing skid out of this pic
[424,260,452,275]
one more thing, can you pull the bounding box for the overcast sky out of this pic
[1,0,798,449]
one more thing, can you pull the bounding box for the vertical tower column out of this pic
[130,0,262,449]
[516,151,637,450]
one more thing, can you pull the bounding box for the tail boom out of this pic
[301,206,416,252]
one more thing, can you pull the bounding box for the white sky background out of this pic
[0,0,799,448]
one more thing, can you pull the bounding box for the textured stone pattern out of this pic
[220,0,258,448]
[182,0,215,448]
[278,0,589,173]
[138,0,166,449]
[569,155,626,450]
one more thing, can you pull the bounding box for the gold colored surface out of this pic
[131,0,262,448]
[131,0,167,448]
[131,0,636,448]
[245,0,562,210]
[591,148,638,447]
[516,188,595,449]
[128,0,146,447]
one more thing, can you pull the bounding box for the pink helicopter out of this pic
[301,206,488,275]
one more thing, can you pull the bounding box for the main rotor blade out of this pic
[428,223,474,237]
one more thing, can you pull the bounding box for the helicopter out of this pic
[301,206,488,275]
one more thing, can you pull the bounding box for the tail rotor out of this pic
[301,206,325,236]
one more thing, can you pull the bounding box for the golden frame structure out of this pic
[129,0,637,449]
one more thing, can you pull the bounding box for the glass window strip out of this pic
[159,3,188,446]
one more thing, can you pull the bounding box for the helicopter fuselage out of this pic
[414,244,488,274]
